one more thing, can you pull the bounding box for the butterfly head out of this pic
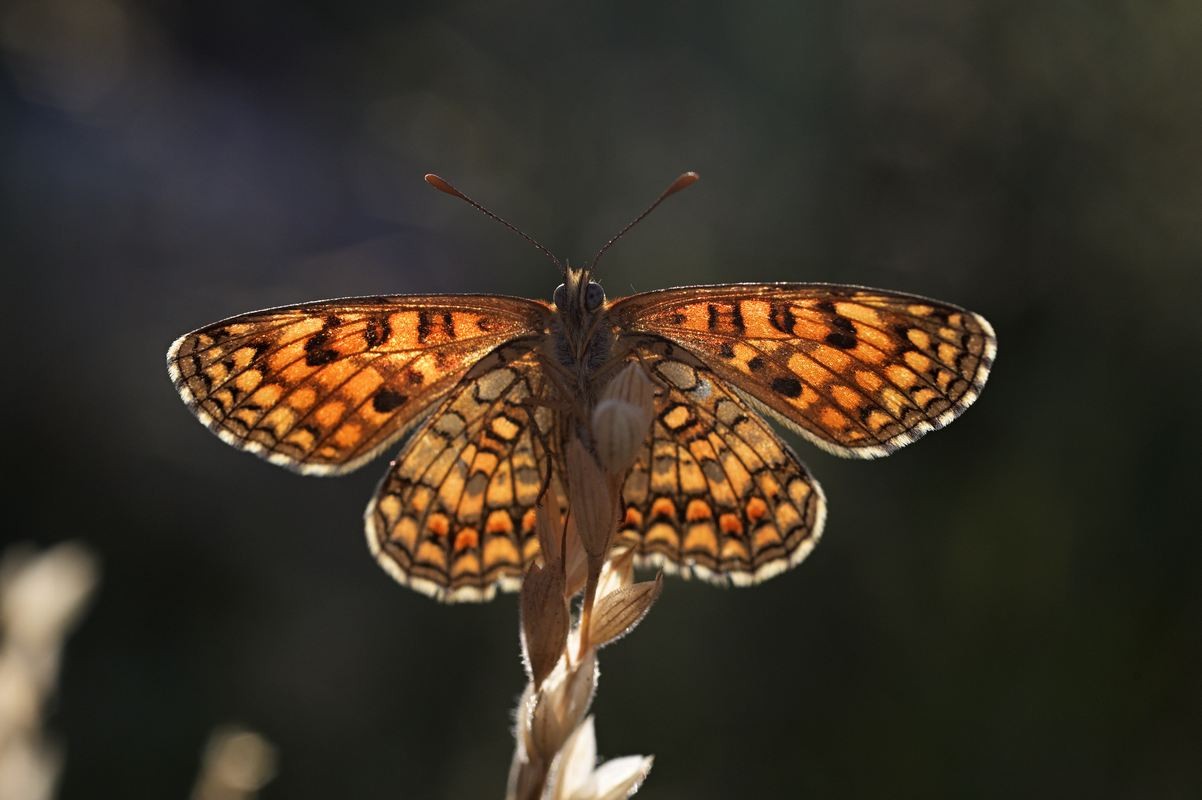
[553,265,606,318]
[547,264,614,379]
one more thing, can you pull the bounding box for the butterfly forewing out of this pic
[366,341,553,602]
[617,339,826,585]
[168,295,551,474]
[610,284,996,459]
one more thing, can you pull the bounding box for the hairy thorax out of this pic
[540,270,624,447]
[544,311,618,402]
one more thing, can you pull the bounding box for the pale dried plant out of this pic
[506,363,662,800]
[0,542,276,800]
[190,725,278,800]
[0,542,98,800]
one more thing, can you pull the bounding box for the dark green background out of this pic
[4,1,1199,797]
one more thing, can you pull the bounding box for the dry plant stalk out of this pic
[0,542,98,800]
[507,363,661,800]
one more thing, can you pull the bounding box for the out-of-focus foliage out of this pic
[2,0,1199,797]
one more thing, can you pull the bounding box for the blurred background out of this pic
[3,0,1200,797]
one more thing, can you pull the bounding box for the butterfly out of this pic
[167,173,996,601]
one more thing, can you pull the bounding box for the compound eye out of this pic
[553,283,566,308]
[584,282,606,311]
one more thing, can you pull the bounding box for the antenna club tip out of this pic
[424,173,461,197]
[668,171,700,194]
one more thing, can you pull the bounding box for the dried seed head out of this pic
[580,754,655,800]
[534,485,564,571]
[592,400,648,478]
[520,562,569,689]
[530,653,597,761]
[588,574,664,650]
[550,715,599,800]
[594,545,637,600]
[602,362,657,410]
[550,715,656,800]
[562,512,590,599]
[592,365,656,477]
[565,439,617,561]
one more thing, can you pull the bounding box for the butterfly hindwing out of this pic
[617,339,826,585]
[366,341,553,601]
[168,295,550,474]
[610,283,996,458]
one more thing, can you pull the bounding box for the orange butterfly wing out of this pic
[610,283,995,458]
[366,342,552,601]
[168,295,551,474]
[617,339,826,586]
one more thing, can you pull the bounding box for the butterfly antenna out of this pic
[424,174,563,273]
[590,171,699,271]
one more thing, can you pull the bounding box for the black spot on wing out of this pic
[364,316,391,348]
[304,315,344,366]
[824,329,857,349]
[768,302,796,334]
[372,388,408,413]
[304,330,339,366]
[771,377,803,398]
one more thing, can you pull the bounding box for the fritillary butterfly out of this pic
[168,173,995,601]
